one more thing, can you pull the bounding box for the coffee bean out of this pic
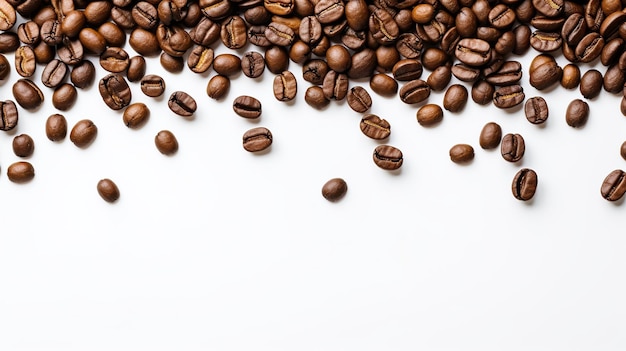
[603,64,624,94]
[524,97,549,124]
[213,53,241,76]
[471,80,495,105]
[349,49,376,80]
[71,60,95,89]
[315,0,344,24]
[562,13,586,46]
[443,84,468,112]
[239,51,265,78]
[322,70,348,100]
[370,7,400,44]
[449,144,474,164]
[575,32,604,63]
[7,161,34,183]
[52,83,77,111]
[0,53,9,80]
[99,47,129,73]
[265,21,295,46]
[45,113,67,141]
[360,114,390,140]
[79,27,107,55]
[493,84,525,109]
[566,99,589,127]
[126,56,146,82]
[221,15,248,49]
[70,119,97,148]
[0,31,19,53]
[529,59,562,90]
[621,141,626,161]
[601,169,626,201]
[265,45,289,74]
[530,31,562,52]
[233,95,262,118]
[12,133,34,158]
[56,39,84,66]
[392,58,423,81]
[421,47,450,71]
[129,28,159,56]
[370,73,398,96]
[399,79,430,104]
[561,63,581,89]
[12,78,43,110]
[160,52,184,73]
[15,46,36,77]
[396,32,424,59]
[322,178,347,202]
[168,91,197,117]
[304,85,329,109]
[346,86,372,113]
[326,44,351,73]
[99,73,131,110]
[0,99,17,131]
[0,0,17,31]
[140,74,165,97]
[416,104,443,126]
[187,45,214,74]
[489,4,516,28]
[512,168,538,201]
[242,126,273,152]
[189,17,220,47]
[479,122,502,149]
[451,63,481,82]
[501,133,525,162]
[207,74,230,100]
[97,178,120,203]
[373,145,403,170]
[273,70,297,102]
[426,66,452,92]
[455,38,492,67]
[132,1,158,30]
[485,61,522,86]
[580,69,603,99]
[98,21,126,47]
[155,130,178,155]
[41,59,67,89]
[602,37,624,67]
[123,102,150,128]
[41,19,62,46]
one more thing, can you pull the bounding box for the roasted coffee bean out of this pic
[128,28,159,56]
[132,1,158,30]
[396,32,424,59]
[561,63,580,89]
[12,133,34,157]
[0,53,9,80]
[155,130,178,155]
[233,95,262,119]
[392,59,423,81]
[273,70,297,102]
[602,38,623,66]
[443,84,468,112]
[213,53,241,76]
[70,60,95,89]
[7,161,34,183]
[524,96,549,124]
[621,96,626,116]
[0,100,18,131]
[562,13,587,46]
[512,24,532,55]
[360,114,390,140]
[451,63,481,82]
[315,0,344,24]
[481,57,504,77]
[186,45,214,74]
[485,61,522,86]
[488,4,516,28]
[575,32,604,63]
[416,104,444,126]
[621,141,626,161]
[370,7,399,44]
[160,52,184,73]
[373,145,403,170]
[304,85,329,109]
[426,66,452,92]
[471,80,495,105]
[601,169,626,201]
[399,79,430,104]
[265,21,295,46]
[56,38,84,66]
[341,27,366,50]
[322,70,348,100]
[0,0,17,31]
[84,2,113,26]
[529,61,562,90]
[156,24,192,57]
[412,4,435,24]
[346,86,372,113]
[45,113,67,141]
[52,83,77,111]
[188,16,220,47]
[99,74,131,110]
[265,45,289,74]
[123,102,149,128]
[603,64,624,94]
[221,15,247,49]
[61,10,85,38]
[240,51,265,78]
[97,178,120,203]
[15,46,36,77]
[321,178,347,202]
[302,59,327,85]
[70,119,97,148]
[126,56,146,82]
[493,84,525,109]
[168,91,197,117]
[247,25,271,47]
[79,28,107,56]
[530,16,565,32]
[530,31,562,52]
[207,74,230,100]
[40,59,67,89]
[566,99,589,127]
[98,21,126,47]
[12,78,43,110]
[479,122,502,149]
[242,126,273,152]
[450,144,474,163]
[501,133,525,162]
[299,16,322,45]
[455,38,491,67]
[421,47,450,71]
[99,47,129,73]
[0,31,19,53]
[580,69,603,99]
[369,73,397,96]
[512,168,538,201]
[140,74,165,98]
[41,19,62,46]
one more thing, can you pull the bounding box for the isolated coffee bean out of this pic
[566,99,589,127]
[242,126,273,152]
[399,79,430,104]
[302,58,328,85]
[360,114,391,140]
[233,95,262,118]
[7,161,34,183]
[525,97,549,124]
[100,47,129,73]
[155,130,178,155]
[12,133,34,157]
[580,69,603,99]
[70,119,97,148]
[207,74,230,100]
[373,145,403,170]
[452,64,480,82]
[97,178,120,203]
[512,168,538,201]
[12,78,43,110]
[427,65,452,92]
[493,84,525,108]
[99,73,131,110]
[346,86,372,113]
[561,63,580,89]
[529,59,562,90]
[443,84,468,112]
[45,113,67,141]
[52,83,77,111]
[273,71,297,102]
[321,178,347,202]
[123,102,149,128]
[322,70,348,100]
[416,104,444,126]
[449,144,474,163]
[501,133,525,162]
[392,58,423,81]
[140,74,165,97]
[304,86,329,109]
[168,91,197,117]
[160,52,184,73]
[265,45,289,74]
[241,51,265,78]
[0,100,18,131]
[213,53,241,76]
[479,122,502,149]
[601,169,626,201]
[471,80,495,105]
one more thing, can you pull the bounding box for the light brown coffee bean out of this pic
[242,126,273,152]
[479,122,502,149]
[70,119,97,148]
[155,130,178,155]
[416,104,443,126]
[449,144,474,163]
[7,161,34,183]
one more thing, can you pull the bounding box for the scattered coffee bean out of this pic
[41,59,67,89]
[369,73,398,96]
[305,86,329,109]
[0,100,18,131]
[566,99,589,127]
[493,84,525,109]
[207,74,230,100]
[501,133,525,162]
[7,161,35,183]
[512,168,538,201]
[127,55,146,82]
[99,73,131,110]
[70,119,97,148]
[471,80,495,105]
[416,104,443,126]
[155,130,178,155]
[322,178,348,202]
[601,169,626,201]
[213,53,241,76]
[140,74,165,97]
[373,145,403,170]
[479,122,502,149]
[560,64,580,89]
[360,114,391,140]
[12,78,44,110]
[273,71,297,102]
[580,69,603,99]
[12,134,34,157]
[242,127,273,152]
[123,102,150,128]
[15,45,36,77]
[52,83,77,111]
[45,113,67,141]
[443,84,468,112]
[346,86,372,113]
[449,144,474,163]
[71,60,96,89]
[97,178,120,203]
[233,95,262,118]
[399,79,430,104]
[524,97,549,124]
[168,91,197,117]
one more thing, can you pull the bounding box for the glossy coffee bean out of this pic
[15,46,36,77]
[155,130,178,155]
[455,38,491,67]
[322,70,348,100]
[0,0,17,31]
[373,145,403,170]
[346,86,372,113]
[41,59,68,88]
[127,56,146,82]
[449,144,474,163]
[601,169,626,201]
[493,84,525,108]
[12,133,34,157]
[52,83,77,111]
[12,78,43,110]
[123,102,149,128]
[479,122,502,149]
[501,133,525,162]
[369,73,397,96]
[140,74,165,97]
[321,178,348,202]
[241,51,265,78]
[70,119,97,148]
[168,91,197,117]
[0,100,18,131]
[160,52,184,73]
[416,104,443,126]
[512,168,538,201]
[213,53,241,76]
[99,74,131,110]
[207,74,230,100]
[97,178,120,203]
[242,126,273,152]
[233,95,262,119]
[561,63,580,89]
[99,47,129,73]
[304,86,329,109]
[524,97,549,124]
[7,161,34,183]
[45,113,67,141]
[273,71,297,102]
[443,84,468,112]
[471,80,495,105]
[566,99,589,127]
[580,69,603,99]
[71,60,96,89]
[399,79,430,104]
[360,114,391,140]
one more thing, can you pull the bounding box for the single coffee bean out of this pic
[426,66,452,92]
[580,69,603,99]
[160,52,184,73]
[97,178,120,203]
[529,60,562,90]
[0,31,19,53]
[265,45,289,74]
[98,21,126,47]
[601,169,626,201]
[187,45,214,74]
[529,31,562,52]
[12,133,34,157]
[471,80,495,105]
[79,27,107,55]
[242,126,273,152]
[15,46,36,77]
[575,32,604,63]
[485,61,522,86]
[123,102,149,128]
[304,85,330,109]
[451,63,481,82]
[221,15,248,49]
[155,130,178,155]
[126,56,146,82]
[603,37,624,66]
[99,73,131,110]
[12,78,43,110]
[322,70,348,100]
[421,47,450,71]
[302,59,328,85]
[525,96,549,124]
[52,83,77,111]
[7,161,34,183]
[240,51,265,78]
[99,47,129,73]
[561,63,581,89]
[449,144,474,163]
[562,13,587,46]
[416,104,444,126]
[399,79,430,104]
[41,59,68,89]
[140,74,165,97]
[70,60,95,89]
[315,0,344,24]
[493,84,525,109]
[621,141,626,161]
[360,114,391,140]
[369,73,398,96]
[603,64,624,94]
[392,58,423,81]
[233,95,262,118]
[129,28,160,56]
[213,53,241,76]
[322,178,347,202]
[56,39,84,66]
[455,38,492,67]
[0,100,17,131]
[566,99,589,127]
[0,53,9,80]
[41,19,63,46]
[45,113,67,141]
[273,70,297,102]
[0,0,17,31]
[501,133,525,162]
[373,145,403,170]
[489,4,516,28]
[512,168,538,201]
[397,32,424,59]
[189,17,220,47]
[70,119,97,148]
[325,44,351,73]
[443,84,468,112]
[207,74,230,100]
[132,1,158,30]
[265,0,295,16]
[479,122,502,149]
[265,21,295,46]
[168,91,197,117]
[481,57,505,78]
[346,86,372,113]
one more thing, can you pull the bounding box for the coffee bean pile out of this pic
[0,0,625,202]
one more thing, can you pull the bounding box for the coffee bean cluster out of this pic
[0,0,625,203]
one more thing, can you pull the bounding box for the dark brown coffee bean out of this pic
[200,0,231,20]
[602,38,623,67]
[0,53,9,80]
[289,42,311,64]
[346,86,372,113]
[242,126,273,152]
[0,0,17,31]
[79,28,106,55]
[426,66,452,92]
[485,60,522,86]
[233,95,262,118]
[188,17,220,47]
[128,28,159,56]
[360,114,391,140]
[99,74,131,110]
[123,102,149,129]
[12,78,43,110]
[265,21,295,46]
[186,45,213,74]
[140,74,165,98]
[530,31,562,52]
[110,6,135,29]
[603,64,624,94]
[621,141,626,161]
[321,178,347,202]
[561,63,581,89]
[265,45,289,74]
[451,64,480,82]
[96,179,120,203]
[512,24,531,55]
[61,10,85,38]
[501,133,525,162]
[524,96,549,124]
[575,32,604,63]
[488,4,516,29]
[241,51,265,78]
[416,103,443,126]
[0,31,19,53]
[479,122,502,149]
[126,56,146,82]
[99,47,129,73]
[15,46,36,77]
[41,19,62,46]
[84,1,113,26]
[132,1,158,30]
[7,161,34,183]
[12,133,34,157]
[247,25,271,47]
[392,59,422,81]
[529,61,562,90]
[46,113,67,141]
[512,168,538,201]
[168,91,197,117]
[601,169,626,201]
[562,13,587,46]
[530,16,565,32]
[70,119,97,148]
[52,83,77,111]
[533,0,563,17]
[315,0,343,24]
[322,70,348,100]
[155,130,178,155]
[580,69,603,99]
[373,145,403,170]
[302,59,327,85]
[412,4,435,24]
[156,24,193,57]
[399,79,430,104]
[450,144,474,163]
[159,52,184,73]
[369,73,397,96]
[396,32,424,59]
[493,84,525,108]
[471,80,495,105]
[370,7,399,44]
[421,47,450,71]
[0,100,17,131]
[57,39,84,66]
[443,84,468,112]
[41,59,67,89]
[273,71,297,102]
[566,99,589,127]
[304,85,330,109]
[220,15,247,49]
[455,38,491,67]
[207,74,230,100]
[213,53,241,76]
[70,60,95,89]
[98,21,126,47]
[599,10,625,38]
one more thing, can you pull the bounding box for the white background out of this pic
[1,23,626,350]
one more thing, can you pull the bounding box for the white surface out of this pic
[1,37,626,350]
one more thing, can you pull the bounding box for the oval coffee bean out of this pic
[455,38,492,67]
[99,47,129,73]
[168,91,197,117]
[0,100,18,131]
[46,113,67,141]
[241,51,265,78]
[12,133,34,157]
[155,130,178,155]
[346,86,372,113]
[52,83,77,111]
[15,46,36,77]
[41,59,68,88]
[566,99,589,127]
[98,73,131,110]
[493,84,525,108]
[601,169,626,201]
[123,102,149,128]
[512,168,538,201]
[373,145,403,170]
[580,69,603,99]
[242,126,273,152]
[443,84,468,112]
[233,95,262,118]
[304,86,330,109]
[12,78,44,110]
[360,114,390,140]
[71,60,96,89]
[416,104,443,126]
[621,141,626,161]
[97,178,120,203]
[70,119,97,148]
[479,122,502,149]
[524,96,549,124]
[399,79,430,104]
[501,133,525,162]
[0,0,17,31]
[449,144,474,163]
[207,74,230,100]
[7,161,34,183]
[140,74,165,97]
[322,178,347,202]
[273,71,297,102]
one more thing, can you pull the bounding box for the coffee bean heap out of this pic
[0,0,625,202]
